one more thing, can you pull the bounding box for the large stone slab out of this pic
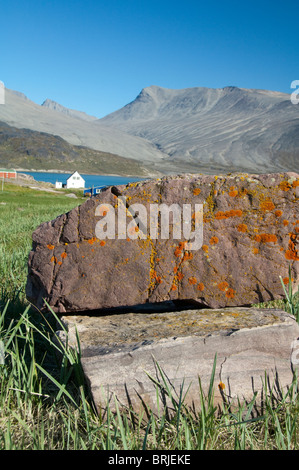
[26,172,299,313]
[57,307,299,414]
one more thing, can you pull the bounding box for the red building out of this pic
[0,169,17,179]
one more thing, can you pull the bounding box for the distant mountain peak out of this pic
[41,98,98,122]
[41,98,61,108]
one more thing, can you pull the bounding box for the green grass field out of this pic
[0,181,299,450]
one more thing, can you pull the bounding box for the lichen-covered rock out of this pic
[26,172,299,313]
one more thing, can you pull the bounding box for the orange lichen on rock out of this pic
[275,210,283,217]
[285,250,299,261]
[285,249,299,261]
[260,200,275,211]
[290,232,297,242]
[225,288,236,299]
[61,252,67,259]
[88,237,97,245]
[214,211,226,220]
[292,180,299,188]
[188,277,197,285]
[174,247,183,257]
[215,209,243,220]
[197,282,205,291]
[182,252,193,262]
[218,381,225,391]
[202,245,209,253]
[252,248,259,255]
[47,244,54,250]
[285,232,299,261]
[174,241,187,258]
[283,277,294,285]
[100,241,106,246]
[283,220,289,226]
[279,181,292,191]
[229,187,238,197]
[151,269,163,284]
[193,188,201,195]
[210,236,219,245]
[177,272,184,281]
[232,209,243,217]
[239,188,248,197]
[254,233,277,243]
[237,223,248,233]
[218,281,229,291]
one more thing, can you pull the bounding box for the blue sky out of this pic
[0,0,298,117]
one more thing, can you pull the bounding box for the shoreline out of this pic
[8,170,149,192]
[15,168,148,178]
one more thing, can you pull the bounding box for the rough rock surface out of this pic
[26,172,299,313]
[57,307,299,414]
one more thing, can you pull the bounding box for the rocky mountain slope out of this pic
[0,121,152,176]
[99,85,299,174]
[41,99,98,122]
[0,88,166,168]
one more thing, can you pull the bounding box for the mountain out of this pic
[0,120,153,176]
[99,85,299,174]
[0,85,298,176]
[0,88,167,168]
[41,99,98,122]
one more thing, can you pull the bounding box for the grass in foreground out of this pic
[0,182,299,450]
[1,299,299,450]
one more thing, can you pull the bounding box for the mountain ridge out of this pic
[41,98,98,122]
[0,87,167,165]
[0,120,154,176]
[99,85,299,174]
[0,84,298,175]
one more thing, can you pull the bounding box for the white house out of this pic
[66,171,85,189]
[55,181,63,189]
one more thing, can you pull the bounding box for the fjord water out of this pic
[23,171,144,188]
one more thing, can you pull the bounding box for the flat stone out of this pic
[26,172,299,313]
[56,307,299,414]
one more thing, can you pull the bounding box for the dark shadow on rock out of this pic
[60,298,211,318]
